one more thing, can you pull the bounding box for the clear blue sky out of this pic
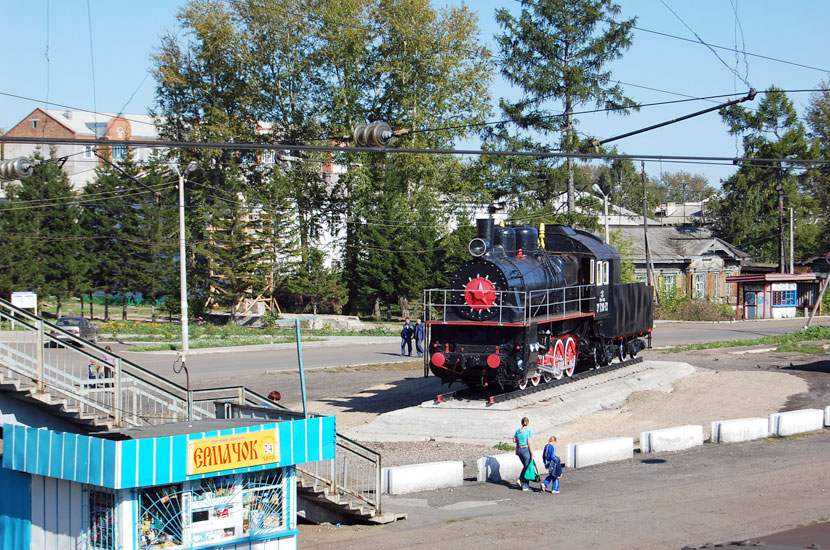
[1,0,828,189]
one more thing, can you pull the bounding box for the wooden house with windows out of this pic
[612,225,750,306]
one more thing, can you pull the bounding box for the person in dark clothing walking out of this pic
[400,317,414,356]
[414,318,425,357]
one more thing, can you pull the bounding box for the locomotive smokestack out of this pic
[476,218,494,242]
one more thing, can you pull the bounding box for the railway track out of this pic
[434,356,644,405]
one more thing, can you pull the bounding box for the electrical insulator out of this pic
[353,122,393,147]
[0,157,34,181]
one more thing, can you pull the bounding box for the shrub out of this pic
[656,298,736,321]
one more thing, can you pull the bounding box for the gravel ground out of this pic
[343,345,830,479]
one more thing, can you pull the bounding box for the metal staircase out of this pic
[217,401,405,525]
[0,297,402,524]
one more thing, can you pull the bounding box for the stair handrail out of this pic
[0,298,207,426]
[2,298,386,517]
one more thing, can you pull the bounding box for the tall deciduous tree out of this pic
[316,0,491,314]
[712,87,814,264]
[495,0,638,212]
[153,0,490,317]
[657,171,715,202]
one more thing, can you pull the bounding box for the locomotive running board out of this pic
[433,356,644,405]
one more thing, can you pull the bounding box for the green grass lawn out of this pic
[662,325,830,354]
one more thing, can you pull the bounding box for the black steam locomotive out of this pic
[424,219,652,390]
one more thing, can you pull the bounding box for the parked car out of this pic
[49,316,98,347]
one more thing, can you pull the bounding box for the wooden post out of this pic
[805,275,830,328]
[641,162,660,305]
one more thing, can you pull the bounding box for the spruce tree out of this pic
[495,0,638,212]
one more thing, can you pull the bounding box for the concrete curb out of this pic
[129,336,407,356]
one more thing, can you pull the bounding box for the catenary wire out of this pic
[658,0,752,89]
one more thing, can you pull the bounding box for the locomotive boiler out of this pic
[424,219,653,390]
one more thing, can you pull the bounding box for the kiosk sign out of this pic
[187,430,279,475]
[11,291,37,309]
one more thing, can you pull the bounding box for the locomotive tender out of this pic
[424,219,653,390]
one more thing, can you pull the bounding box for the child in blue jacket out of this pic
[542,436,562,493]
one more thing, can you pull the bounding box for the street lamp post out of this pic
[169,160,198,374]
[593,184,622,244]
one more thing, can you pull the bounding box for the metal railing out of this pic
[0,298,214,428]
[297,433,382,514]
[424,284,596,325]
[0,297,385,519]
[218,401,383,518]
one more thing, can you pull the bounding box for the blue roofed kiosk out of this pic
[0,416,336,549]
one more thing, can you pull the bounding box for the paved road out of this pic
[115,317,830,382]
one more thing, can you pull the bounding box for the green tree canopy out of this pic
[711,87,815,265]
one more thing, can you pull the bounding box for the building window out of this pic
[116,127,125,138]
[84,146,94,158]
[714,274,720,298]
[772,289,797,306]
[30,119,38,128]
[663,274,676,289]
[695,274,705,298]
[86,488,116,550]
[112,145,127,161]
[139,470,288,549]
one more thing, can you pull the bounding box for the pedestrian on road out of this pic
[541,436,562,494]
[414,318,425,357]
[400,317,414,356]
[514,416,534,491]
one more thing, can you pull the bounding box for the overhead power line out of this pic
[631,24,830,74]
[2,135,828,167]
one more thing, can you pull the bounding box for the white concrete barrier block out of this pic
[386,461,463,495]
[565,444,575,469]
[477,453,521,483]
[477,451,545,483]
[640,425,704,453]
[710,418,769,443]
[825,406,830,427]
[572,437,633,468]
[769,409,825,437]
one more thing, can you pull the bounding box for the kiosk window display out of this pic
[138,470,287,549]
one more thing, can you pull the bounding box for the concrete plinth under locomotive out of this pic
[424,220,653,391]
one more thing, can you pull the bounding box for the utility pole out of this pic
[789,207,794,274]
[777,165,785,274]
[169,160,198,416]
[641,162,659,305]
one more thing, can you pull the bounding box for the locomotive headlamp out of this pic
[469,237,489,257]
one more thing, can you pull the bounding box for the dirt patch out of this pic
[555,369,807,445]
